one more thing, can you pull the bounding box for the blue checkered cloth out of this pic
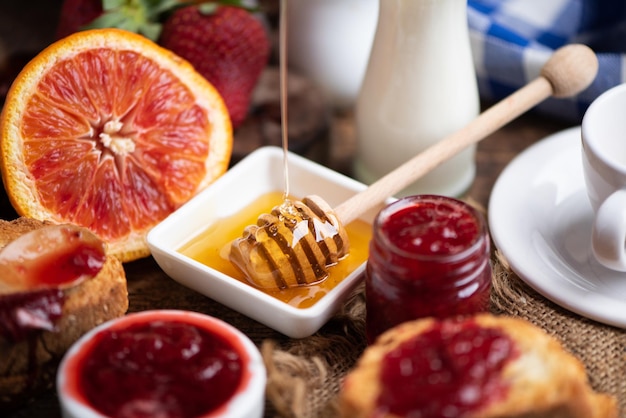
[468,0,626,123]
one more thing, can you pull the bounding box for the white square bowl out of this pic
[147,146,385,338]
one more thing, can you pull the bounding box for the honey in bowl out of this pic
[179,191,372,308]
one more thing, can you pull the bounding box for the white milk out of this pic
[354,0,479,197]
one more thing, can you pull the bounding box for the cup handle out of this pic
[592,189,626,271]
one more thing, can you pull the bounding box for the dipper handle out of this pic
[334,43,598,225]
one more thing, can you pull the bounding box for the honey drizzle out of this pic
[278,0,294,219]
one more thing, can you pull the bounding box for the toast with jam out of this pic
[0,217,128,409]
[340,314,617,418]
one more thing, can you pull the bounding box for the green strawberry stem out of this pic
[81,0,261,41]
[196,0,261,14]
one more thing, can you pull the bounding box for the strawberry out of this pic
[54,0,270,128]
[158,4,270,128]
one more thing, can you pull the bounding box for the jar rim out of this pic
[372,194,488,262]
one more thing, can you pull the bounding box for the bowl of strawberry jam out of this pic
[366,195,492,342]
[57,310,266,418]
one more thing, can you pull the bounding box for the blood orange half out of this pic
[0,28,233,262]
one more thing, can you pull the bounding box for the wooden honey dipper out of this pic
[230,44,599,290]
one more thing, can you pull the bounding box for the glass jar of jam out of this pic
[366,195,491,343]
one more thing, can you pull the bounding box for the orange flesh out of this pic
[21,48,211,241]
[179,192,372,308]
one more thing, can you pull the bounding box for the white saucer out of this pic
[489,126,626,328]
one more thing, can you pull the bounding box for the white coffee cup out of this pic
[582,83,626,271]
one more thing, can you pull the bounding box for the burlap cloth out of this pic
[261,252,626,418]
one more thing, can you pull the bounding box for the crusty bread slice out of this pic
[340,314,618,418]
[0,217,128,408]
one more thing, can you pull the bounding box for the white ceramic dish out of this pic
[489,127,626,328]
[147,146,383,338]
[57,310,266,418]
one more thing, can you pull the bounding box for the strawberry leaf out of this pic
[82,12,129,30]
[136,21,163,40]
[80,0,173,41]
[151,0,185,14]
[103,0,126,9]
[218,0,261,12]
[195,0,261,14]
[197,3,219,14]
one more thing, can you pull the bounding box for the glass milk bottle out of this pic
[353,0,479,197]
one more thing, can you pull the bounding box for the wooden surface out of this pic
[1,0,578,416]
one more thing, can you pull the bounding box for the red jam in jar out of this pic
[366,195,491,342]
[75,319,245,418]
[377,318,518,416]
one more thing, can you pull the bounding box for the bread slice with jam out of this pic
[0,217,128,409]
[340,314,617,418]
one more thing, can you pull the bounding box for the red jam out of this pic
[20,240,105,289]
[376,318,518,417]
[366,195,491,342]
[0,225,106,342]
[0,289,64,342]
[77,319,244,418]
[0,224,106,292]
